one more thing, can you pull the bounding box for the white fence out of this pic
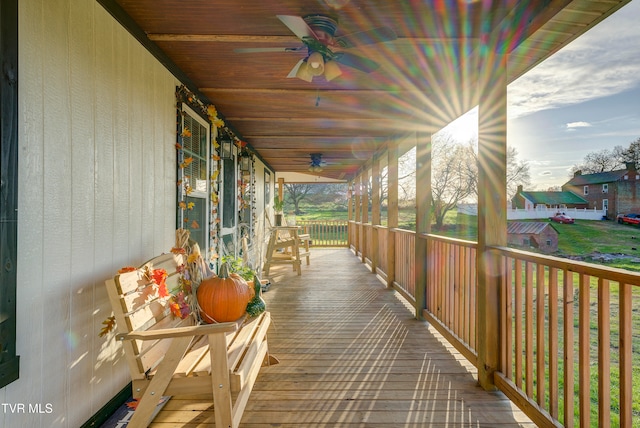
[457,204,606,220]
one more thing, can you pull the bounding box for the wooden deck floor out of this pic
[151,248,534,427]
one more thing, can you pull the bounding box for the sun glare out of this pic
[436,107,479,143]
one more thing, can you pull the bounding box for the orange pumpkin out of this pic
[197,263,254,323]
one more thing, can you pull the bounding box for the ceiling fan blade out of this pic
[277,15,319,40]
[234,46,303,54]
[334,26,397,48]
[334,52,380,73]
[287,59,305,78]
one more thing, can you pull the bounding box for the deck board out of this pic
[151,248,534,427]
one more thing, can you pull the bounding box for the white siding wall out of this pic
[5,0,178,426]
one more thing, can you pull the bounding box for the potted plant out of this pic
[273,195,284,226]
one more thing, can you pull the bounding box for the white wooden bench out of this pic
[105,252,275,428]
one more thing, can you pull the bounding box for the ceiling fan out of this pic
[236,14,397,82]
[309,153,326,172]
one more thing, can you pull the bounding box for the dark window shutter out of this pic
[0,0,20,389]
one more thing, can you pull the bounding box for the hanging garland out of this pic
[175,85,255,269]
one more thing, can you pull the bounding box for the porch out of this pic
[150,247,534,427]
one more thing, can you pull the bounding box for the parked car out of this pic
[550,213,575,224]
[616,213,640,225]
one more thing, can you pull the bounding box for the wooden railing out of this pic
[375,225,388,276]
[297,220,348,247]
[392,228,415,303]
[348,221,639,427]
[422,234,477,362]
[493,246,639,428]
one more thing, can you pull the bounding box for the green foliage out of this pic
[220,255,255,281]
[273,195,285,213]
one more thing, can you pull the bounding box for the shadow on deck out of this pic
[152,248,534,427]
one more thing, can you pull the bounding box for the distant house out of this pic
[562,162,640,219]
[511,185,588,210]
[507,222,559,253]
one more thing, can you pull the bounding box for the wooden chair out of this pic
[105,252,275,428]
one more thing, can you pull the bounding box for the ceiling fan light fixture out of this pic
[307,52,325,76]
[295,61,314,82]
[323,60,342,81]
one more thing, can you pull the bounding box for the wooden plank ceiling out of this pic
[107,0,630,181]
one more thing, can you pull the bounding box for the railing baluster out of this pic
[563,269,574,428]
[515,259,523,390]
[536,264,545,406]
[578,274,590,427]
[548,267,559,419]
[526,261,534,398]
[598,278,610,428]
[620,282,632,428]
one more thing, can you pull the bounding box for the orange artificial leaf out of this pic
[183,157,193,166]
[181,127,192,138]
[151,268,167,282]
[158,281,169,298]
[125,400,139,410]
[99,316,116,337]
[169,301,182,318]
[211,154,221,161]
[118,266,136,274]
[178,201,186,210]
[171,247,186,255]
[175,143,182,150]
[176,179,183,187]
[190,220,200,229]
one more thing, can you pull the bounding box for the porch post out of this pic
[354,174,361,256]
[371,155,381,273]
[415,132,432,319]
[476,49,508,390]
[347,181,353,248]
[386,144,399,288]
[360,170,369,264]
[277,177,284,203]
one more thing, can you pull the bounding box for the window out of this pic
[523,238,530,246]
[546,239,552,246]
[603,199,608,213]
[178,104,210,253]
[602,183,608,193]
[0,0,20,389]
[583,186,589,195]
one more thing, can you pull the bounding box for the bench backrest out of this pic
[106,252,192,379]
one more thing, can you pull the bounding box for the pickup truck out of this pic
[616,213,640,225]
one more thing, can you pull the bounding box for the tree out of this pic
[283,183,315,215]
[616,137,640,166]
[506,146,532,200]
[570,148,622,175]
[431,134,476,228]
[467,145,531,200]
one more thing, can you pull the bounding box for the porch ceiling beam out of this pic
[200,88,420,95]
[148,33,477,44]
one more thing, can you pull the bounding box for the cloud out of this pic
[566,121,593,130]
[539,171,553,176]
[508,1,640,118]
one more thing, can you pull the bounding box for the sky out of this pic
[446,0,640,190]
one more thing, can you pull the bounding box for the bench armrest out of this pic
[118,322,238,341]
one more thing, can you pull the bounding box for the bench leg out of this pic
[209,333,234,428]
[128,336,193,428]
